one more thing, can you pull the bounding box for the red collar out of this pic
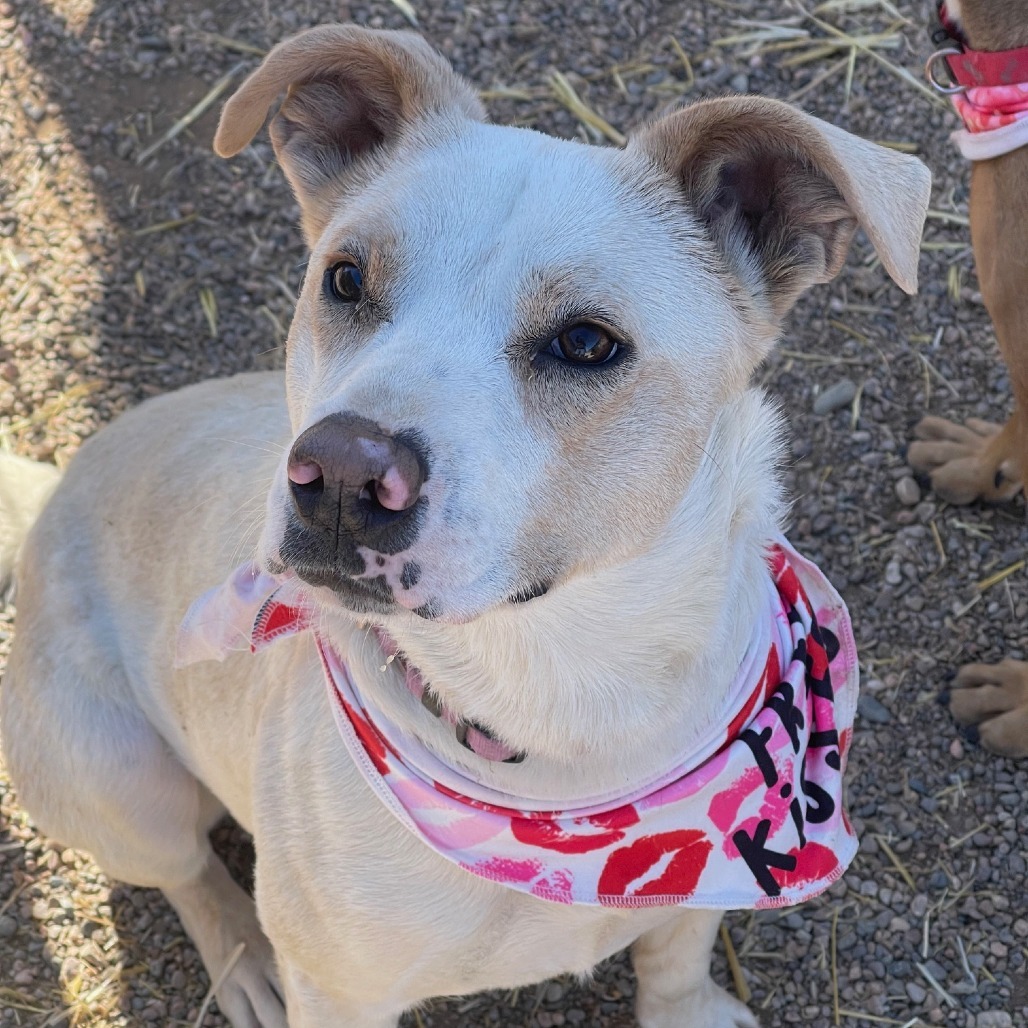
[927,2,1028,92]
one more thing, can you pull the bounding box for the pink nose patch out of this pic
[288,461,323,486]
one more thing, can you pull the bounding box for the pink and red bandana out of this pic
[951,84,1028,160]
[931,3,1028,160]
[177,538,858,910]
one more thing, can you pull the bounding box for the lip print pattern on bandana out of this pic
[597,830,714,901]
[177,537,859,909]
[511,807,641,854]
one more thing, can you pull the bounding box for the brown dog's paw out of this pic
[908,416,1023,505]
[950,659,1028,758]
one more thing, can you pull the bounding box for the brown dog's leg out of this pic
[933,155,1028,752]
[950,660,1028,758]
[909,414,1023,504]
[909,151,1028,504]
[907,0,1028,757]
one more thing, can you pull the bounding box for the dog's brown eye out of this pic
[327,261,364,304]
[550,324,618,365]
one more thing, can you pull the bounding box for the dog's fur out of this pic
[0,26,930,1027]
[907,0,1028,758]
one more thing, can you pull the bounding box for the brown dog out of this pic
[909,0,1028,757]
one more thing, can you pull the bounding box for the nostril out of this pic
[289,471,325,522]
[289,461,324,486]
[372,465,417,512]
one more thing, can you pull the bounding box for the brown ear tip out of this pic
[212,133,240,158]
[212,129,238,159]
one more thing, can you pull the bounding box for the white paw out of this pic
[637,979,758,1028]
[212,938,288,1028]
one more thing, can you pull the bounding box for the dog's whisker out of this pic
[208,436,288,457]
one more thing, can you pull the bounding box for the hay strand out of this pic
[549,72,626,146]
[720,922,752,1004]
[137,62,246,164]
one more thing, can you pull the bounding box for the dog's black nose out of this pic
[287,413,427,553]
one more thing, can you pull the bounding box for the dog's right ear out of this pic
[214,25,485,244]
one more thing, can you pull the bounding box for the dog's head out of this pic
[215,25,929,625]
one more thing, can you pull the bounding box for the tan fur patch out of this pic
[955,0,1028,50]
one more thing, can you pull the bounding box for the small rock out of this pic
[813,378,857,414]
[0,915,16,939]
[895,475,922,506]
[976,1013,1013,1028]
[730,73,749,92]
[949,737,965,759]
[545,982,564,1004]
[858,693,892,724]
[906,982,927,1004]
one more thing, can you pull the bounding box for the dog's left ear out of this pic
[629,97,931,320]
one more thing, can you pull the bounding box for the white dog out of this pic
[0,25,930,1028]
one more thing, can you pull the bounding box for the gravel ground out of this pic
[1,0,1026,1025]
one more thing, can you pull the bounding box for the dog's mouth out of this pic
[282,549,552,622]
[372,626,433,700]
[507,581,551,605]
[292,565,398,614]
[370,626,525,762]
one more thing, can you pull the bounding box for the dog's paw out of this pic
[166,863,288,1028]
[211,934,288,1028]
[637,979,759,1028]
[907,416,1023,505]
[949,660,1028,759]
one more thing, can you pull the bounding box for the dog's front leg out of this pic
[278,959,402,1028]
[632,910,757,1028]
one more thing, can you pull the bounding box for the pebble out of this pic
[895,475,922,506]
[905,982,927,1004]
[857,693,893,724]
[813,378,857,414]
[976,1014,1013,1027]
[0,915,16,939]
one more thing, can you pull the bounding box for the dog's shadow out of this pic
[0,788,652,1027]
[0,780,245,1026]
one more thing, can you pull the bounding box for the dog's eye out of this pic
[326,261,364,304]
[549,324,618,365]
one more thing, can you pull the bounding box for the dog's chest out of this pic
[245,663,673,1001]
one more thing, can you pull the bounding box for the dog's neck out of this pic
[329,388,786,805]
